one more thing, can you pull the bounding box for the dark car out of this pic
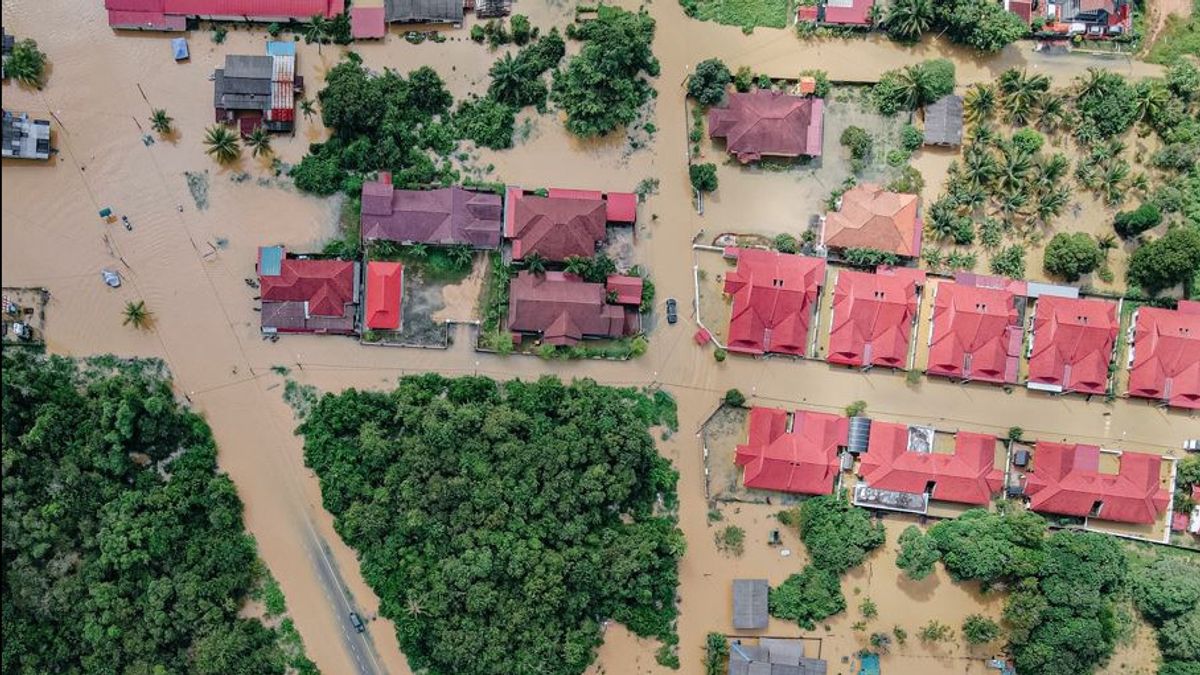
[666,298,678,325]
[349,611,365,633]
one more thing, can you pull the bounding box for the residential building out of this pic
[2,110,51,160]
[1126,301,1200,410]
[1053,0,1132,37]
[732,579,769,630]
[923,95,964,147]
[728,638,828,675]
[926,281,1023,385]
[708,90,824,163]
[822,183,921,258]
[723,247,827,357]
[858,422,1004,506]
[364,261,403,331]
[257,246,359,335]
[213,42,300,135]
[506,271,638,345]
[605,275,644,307]
[1023,442,1170,524]
[105,0,344,31]
[734,407,849,495]
[1027,295,1117,396]
[828,267,924,369]
[503,187,636,261]
[360,173,503,249]
[351,0,464,39]
[797,0,875,26]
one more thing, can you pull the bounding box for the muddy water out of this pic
[0,1,1183,674]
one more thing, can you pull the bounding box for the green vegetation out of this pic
[679,0,790,30]
[884,0,1025,50]
[454,96,516,150]
[896,525,940,580]
[770,566,847,630]
[919,619,953,643]
[1043,232,1103,282]
[884,0,934,42]
[122,300,152,329]
[840,125,874,162]
[859,597,878,619]
[150,108,173,136]
[690,163,719,193]
[370,241,475,283]
[1,352,312,674]
[715,525,746,556]
[688,58,732,106]
[246,126,273,158]
[962,614,1001,645]
[872,59,955,115]
[1072,69,1139,143]
[773,233,799,254]
[298,375,683,675]
[487,29,565,111]
[563,252,618,283]
[552,7,659,138]
[6,38,48,87]
[1127,226,1200,294]
[203,125,241,164]
[844,399,867,417]
[1114,203,1163,239]
[723,388,747,407]
[842,248,902,267]
[703,632,729,675]
[798,69,832,98]
[1144,0,1200,64]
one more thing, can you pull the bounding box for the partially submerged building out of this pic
[857,422,1004,507]
[506,271,639,346]
[827,267,924,370]
[2,110,51,160]
[1126,301,1200,410]
[822,183,921,259]
[1022,442,1170,524]
[257,246,359,335]
[734,407,849,495]
[213,42,300,136]
[350,0,464,39]
[1052,0,1133,38]
[364,261,403,332]
[605,275,644,307]
[105,0,344,31]
[723,247,826,357]
[732,579,769,630]
[361,173,503,249]
[796,0,875,26]
[926,280,1023,385]
[728,638,828,675]
[708,90,824,164]
[923,94,964,147]
[503,187,636,261]
[1027,295,1117,396]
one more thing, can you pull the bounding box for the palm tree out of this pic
[563,256,590,277]
[447,245,474,268]
[122,301,152,329]
[1075,68,1108,100]
[963,84,997,125]
[524,252,547,276]
[149,109,173,136]
[969,123,999,148]
[994,146,1034,197]
[997,69,1050,126]
[1034,188,1069,223]
[246,126,273,158]
[1039,153,1070,184]
[204,125,241,164]
[961,145,998,188]
[304,14,329,49]
[487,53,525,106]
[407,243,429,259]
[1096,233,1118,258]
[406,598,426,617]
[922,247,945,270]
[1132,81,1169,126]
[884,0,934,41]
[1102,162,1131,205]
[6,39,47,88]
[299,97,317,121]
[896,64,936,110]
[1036,94,1068,133]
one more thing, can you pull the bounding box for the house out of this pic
[1023,442,1170,524]
[708,90,824,163]
[723,247,827,357]
[2,110,51,160]
[1027,295,1117,396]
[364,261,403,331]
[728,638,828,675]
[257,246,359,335]
[1126,301,1200,410]
[732,579,769,630]
[213,42,300,136]
[350,0,464,40]
[360,173,503,249]
[828,267,924,369]
[734,407,849,495]
[926,281,1023,385]
[1053,0,1132,37]
[797,0,875,26]
[858,422,1004,505]
[506,271,638,346]
[503,187,636,261]
[105,0,344,31]
[822,183,921,258]
[923,95,964,147]
[605,275,644,306]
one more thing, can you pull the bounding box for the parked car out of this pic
[665,298,678,325]
[1185,439,1200,453]
[349,611,365,633]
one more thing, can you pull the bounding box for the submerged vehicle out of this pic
[101,269,122,288]
[666,298,678,325]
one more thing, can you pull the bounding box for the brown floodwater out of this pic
[0,1,1183,673]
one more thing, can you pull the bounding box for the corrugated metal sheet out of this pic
[271,53,294,83]
[225,54,273,79]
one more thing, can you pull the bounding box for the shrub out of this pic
[714,348,727,362]
[843,248,901,267]
[798,69,832,98]
[887,166,925,195]
[900,124,924,153]
[1043,232,1102,282]
[715,525,746,556]
[703,633,728,675]
[845,400,867,416]
[454,97,516,150]
[773,233,799,254]
[6,39,47,87]
[1113,203,1163,239]
[896,525,940,580]
[920,619,952,643]
[990,245,1025,279]
[860,598,878,619]
[1127,227,1200,294]
[769,566,846,630]
[688,58,732,106]
[470,24,485,42]
[690,163,719,193]
[734,66,753,92]
[840,125,873,161]
[962,614,1001,645]
[723,389,746,407]
[510,14,532,44]
[1011,128,1044,154]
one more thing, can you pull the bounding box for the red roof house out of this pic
[546,188,638,224]
[927,282,1023,385]
[507,271,637,346]
[708,90,824,163]
[1027,295,1117,395]
[606,275,644,306]
[1024,442,1170,524]
[828,268,923,369]
[106,0,344,30]
[257,246,358,335]
[361,174,503,249]
[723,247,827,357]
[859,422,1003,505]
[504,188,609,261]
[364,261,403,331]
[735,407,849,495]
[823,183,921,258]
[821,0,874,26]
[1127,302,1200,410]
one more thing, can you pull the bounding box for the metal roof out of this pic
[733,579,769,629]
[385,0,464,23]
[923,94,964,146]
[224,54,273,79]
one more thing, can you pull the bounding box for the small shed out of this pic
[732,579,769,630]
[924,94,964,147]
[171,37,189,61]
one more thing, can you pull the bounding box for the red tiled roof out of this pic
[1127,306,1200,409]
[258,248,357,334]
[927,283,1022,384]
[548,187,602,201]
[798,4,819,21]
[360,178,503,249]
[708,90,824,163]
[1024,442,1170,524]
[1027,296,1117,395]
[822,0,874,26]
[823,183,921,257]
[365,262,402,330]
[828,268,921,368]
[108,0,342,26]
[505,191,607,261]
[605,192,638,223]
[351,6,386,39]
[606,275,644,306]
[723,247,826,357]
[859,422,1003,505]
[735,407,849,495]
[507,271,633,345]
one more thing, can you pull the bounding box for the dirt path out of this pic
[1145,0,1193,51]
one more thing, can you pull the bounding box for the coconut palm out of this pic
[963,84,997,125]
[304,14,329,49]
[1102,162,1131,205]
[203,125,241,164]
[447,245,474,268]
[149,109,173,135]
[994,147,1034,197]
[407,243,429,259]
[299,98,317,121]
[524,252,547,276]
[487,52,525,106]
[996,192,1029,222]
[563,256,590,277]
[969,123,999,148]
[922,248,945,270]
[6,39,47,87]
[1075,68,1108,100]
[961,144,999,188]
[246,126,273,158]
[1039,153,1070,184]
[1130,172,1150,194]
[406,598,426,617]
[997,69,1050,126]
[895,63,937,110]
[122,300,152,329]
[884,0,934,41]
[1096,233,1118,258]
[1034,188,1069,223]
[1036,94,1068,133]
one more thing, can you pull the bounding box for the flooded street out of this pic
[0,1,1185,674]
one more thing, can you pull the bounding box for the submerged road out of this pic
[303,529,382,675]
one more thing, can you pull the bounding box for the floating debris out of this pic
[184,171,209,210]
[141,134,155,146]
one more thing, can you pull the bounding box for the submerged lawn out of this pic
[682,0,792,29]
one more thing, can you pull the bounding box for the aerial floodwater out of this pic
[2,0,1194,674]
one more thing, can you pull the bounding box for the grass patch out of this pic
[1145,0,1200,63]
[681,0,791,29]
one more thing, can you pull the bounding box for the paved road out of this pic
[302,525,384,675]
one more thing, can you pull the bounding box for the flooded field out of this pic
[0,0,1188,674]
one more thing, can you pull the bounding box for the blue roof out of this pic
[171,37,189,60]
[266,41,295,56]
[259,246,284,276]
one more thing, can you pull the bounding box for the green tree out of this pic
[1043,232,1103,282]
[1132,557,1200,626]
[964,83,997,124]
[873,59,955,114]
[935,0,1027,52]
[203,125,241,164]
[795,496,885,574]
[303,14,329,48]
[723,388,746,407]
[122,300,152,329]
[455,96,516,150]
[703,632,728,675]
[840,126,874,161]
[1127,227,1200,294]
[6,38,48,87]
[1158,611,1200,662]
[1114,203,1163,239]
[962,614,1001,645]
[488,53,525,105]
[246,126,273,158]
[773,233,799,254]
[769,566,846,630]
[524,252,548,276]
[510,14,533,45]
[690,163,719,193]
[688,58,732,106]
[149,108,173,135]
[896,525,940,581]
[920,619,952,642]
[299,97,317,121]
[884,0,934,42]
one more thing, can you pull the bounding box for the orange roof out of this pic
[365,262,403,330]
[823,183,921,257]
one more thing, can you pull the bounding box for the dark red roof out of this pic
[1027,296,1117,395]
[735,407,849,495]
[1024,442,1170,524]
[504,190,607,261]
[822,0,874,25]
[258,248,357,334]
[106,0,342,28]
[723,247,826,357]
[605,192,638,223]
[708,90,824,163]
[1127,303,1200,409]
[350,6,386,39]
[927,283,1022,384]
[507,271,634,345]
[828,268,922,369]
[360,177,503,249]
[859,422,1003,505]
[605,275,644,306]
[365,262,402,330]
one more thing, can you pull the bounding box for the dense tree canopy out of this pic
[935,0,1027,52]
[873,59,955,115]
[687,58,731,106]
[298,375,683,675]
[1043,232,1103,282]
[2,351,299,674]
[487,29,565,111]
[1127,226,1200,294]
[896,525,940,581]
